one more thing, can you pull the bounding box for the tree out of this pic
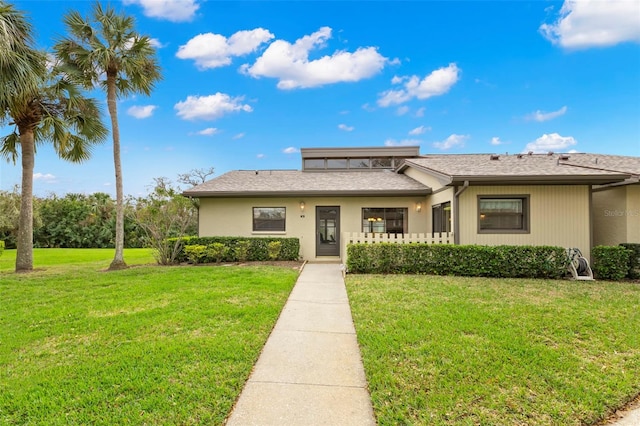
[1,3,108,272]
[177,167,216,188]
[55,2,161,270]
[130,178,197,265]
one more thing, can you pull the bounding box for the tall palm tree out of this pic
[55,2,161,270]
[1,66,108,271]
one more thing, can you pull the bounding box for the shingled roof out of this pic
[401,153,634,185]
[183,169,431,197]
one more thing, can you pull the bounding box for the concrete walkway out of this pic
[226,263,376,426]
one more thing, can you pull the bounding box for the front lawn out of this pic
[0,248,156,271]
[1,258,298,424]
[346,275,640,425]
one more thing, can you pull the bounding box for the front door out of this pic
[316,206,340,256]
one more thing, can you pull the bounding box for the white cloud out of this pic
[257,153,265,158]
[433,134,469,150]
[233,133,246,140]
[338,124,354,132]
[127,105,157,119]
[396,106,410,116]
[123,0,199,22]
[33,173,57,183]
[378,63,461,107]
[525,106,568,122]
[241,26,389,89]
[415,107,425,117]
[196,127,219,136]
[409,125,430,136]
[540,0,640,49]
[174,93,253,121]
[362,103,376,112]
[149,38,164,49]
[490,136,504,145]
[523,133,577,153]
[283,147,299,154]
[384,139,422,147]
[177,29,274,69]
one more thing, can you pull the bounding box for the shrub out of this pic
[0,240,4,257]
[592,246,631,281]
[267,241,282,260]
[184,244,208,264]
[234,240,251,262]
[168,236,300,263]
[207,243,228,263]
[620,243,640,279]
[347,244,567,279]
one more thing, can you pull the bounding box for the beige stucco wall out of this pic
[457,185,591,258]
[593,184,640,245]
[198,196,429,261]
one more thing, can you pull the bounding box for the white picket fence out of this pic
[340,232,454,260]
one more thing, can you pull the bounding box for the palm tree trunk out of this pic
[107,73,127,270]
[15,128,34,272]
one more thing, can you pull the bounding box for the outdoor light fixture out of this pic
[299,201,305,212]
[416,202,422,212]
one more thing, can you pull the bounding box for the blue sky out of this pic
[1,0,639,197]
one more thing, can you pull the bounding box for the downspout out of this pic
[453,181,469,245]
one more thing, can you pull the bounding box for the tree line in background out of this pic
[0,173,208,260]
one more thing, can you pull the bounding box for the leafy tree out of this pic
[1,2,108,272]
[55,2,161,270]
[130,178,197,265]
[0,186,22,248]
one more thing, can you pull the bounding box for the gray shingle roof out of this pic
[183,169,431,197]
[403,153,635,184]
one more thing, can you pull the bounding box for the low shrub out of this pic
[0,240,4,257]
[620,243,640,279]
[267,241,281,261]
[184,244,208,264]
[207,243,228,263]
[172,236,299,263]
[347,244,567,279]
[592,246,631,281]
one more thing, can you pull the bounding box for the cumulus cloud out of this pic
[409,125,430,135]
[123,0,199,22]
[33,173,57,183]
[384,139,422,147]
[433,134,469,150]
[174,93,252,121]
[490,136,504,145]
[283,147,299,154]
[149,38,164,49]
[177,28,274,69]
[196,127,219,136]
[377,63,461,107]
[525,106,568,122]
[127,105,157,119]
[540,0,640,49]
[241,26,389,89]
[523,133,577,153]
[338,124,354,132]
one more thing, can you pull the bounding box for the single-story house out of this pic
[183,146,639,262]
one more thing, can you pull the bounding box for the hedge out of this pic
[167,236,300,263]
[347,243,567,279]
[619,243,640,279]
[592,246,631,281]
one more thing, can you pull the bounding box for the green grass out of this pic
[1,251,299,425]
[0,248,156,272]
[346,274,640,425]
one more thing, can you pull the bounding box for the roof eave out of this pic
[182,189,431,198]
[448,174,631,186]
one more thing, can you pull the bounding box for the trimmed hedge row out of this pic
[347,243,567,278]
[592,246,632,281]
[620,243,640,279]
[167,236,300,263]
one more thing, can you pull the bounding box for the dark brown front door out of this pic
[316,206,340,256]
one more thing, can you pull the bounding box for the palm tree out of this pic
[1,57,108,272]
[55,2,161,270]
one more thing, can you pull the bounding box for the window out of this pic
[432,202,452,233]
[327,158,348,169]
[253,207,286,232]
[304,159,324,169]
[362,208,407,234]
[478,196,529,233]
[349,158,371,169]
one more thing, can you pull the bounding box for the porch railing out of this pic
[340,232,454,260]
